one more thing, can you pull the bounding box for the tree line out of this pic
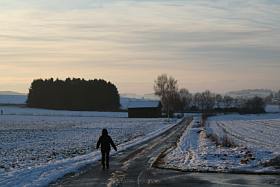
[27,78,120,111]
[154,74,268,116]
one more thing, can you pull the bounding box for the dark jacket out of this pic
[96,134,117,152]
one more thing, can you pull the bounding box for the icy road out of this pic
[50,118,279,187]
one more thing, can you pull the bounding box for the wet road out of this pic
[50,118,279,187]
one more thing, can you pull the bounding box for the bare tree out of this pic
[278,90,280,110]
[241,96,265,114]
[223,95,234,109]
[178,88,192,112]
[154,74,168,98]
[154,74,179,117]
[201,90,215,111]
[193,92,202,110]
[264,93,273,104]
[233,98,241,108]
[215,94,223,109]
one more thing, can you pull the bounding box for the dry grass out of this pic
[207,133,236,148]
[263,156,280,168]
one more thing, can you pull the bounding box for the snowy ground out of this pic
[0,95,27,105]
[159,114,280,173]
[265,104,280,113]
[0,106,127,117]
[0,107,179,187]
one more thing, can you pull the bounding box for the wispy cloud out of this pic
[0,0,279,93]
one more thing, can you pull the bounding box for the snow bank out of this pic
[159,114,280,173]
[208,113,280,121]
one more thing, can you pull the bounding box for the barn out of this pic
[128,100,162,118]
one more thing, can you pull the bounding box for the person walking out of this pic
[96,128,117,170]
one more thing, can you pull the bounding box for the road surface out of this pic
[50,118,279,187]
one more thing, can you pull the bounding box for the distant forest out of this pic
[27,78,120,111]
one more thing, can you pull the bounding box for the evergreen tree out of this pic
[27,78,120,111]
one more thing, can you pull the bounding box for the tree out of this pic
[264,93,273,104]
[215,94,223,109]
[27,78,120,111]
[193,92,202,110]
[178,88,192,112]
[201,90,215,111]
[278,90,280,109]
[154,74,179,117]
[233,97,241,109]
[241,96,265,114]
[223,95,234,109]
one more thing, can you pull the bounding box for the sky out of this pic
[0,0,279,94]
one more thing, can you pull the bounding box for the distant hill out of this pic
[120,97,159,110]
[0,91,25,95]
[226,89,273,98]
[120,93,159,100]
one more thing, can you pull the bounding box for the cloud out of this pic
[0,0,279,93]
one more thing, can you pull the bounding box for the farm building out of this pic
[128,100,162,118]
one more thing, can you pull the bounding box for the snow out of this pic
[0,107,180,187]
[0,106,127,118]
[208,113,280,121]
[0,95,27,105]
[265,104,280,113]
[159,114,280,173]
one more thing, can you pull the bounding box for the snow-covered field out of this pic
[265,104,280,113]
[159,114,280,173]
[0,106,127,118]
[0,107,179,187]
[0,95,27,105]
